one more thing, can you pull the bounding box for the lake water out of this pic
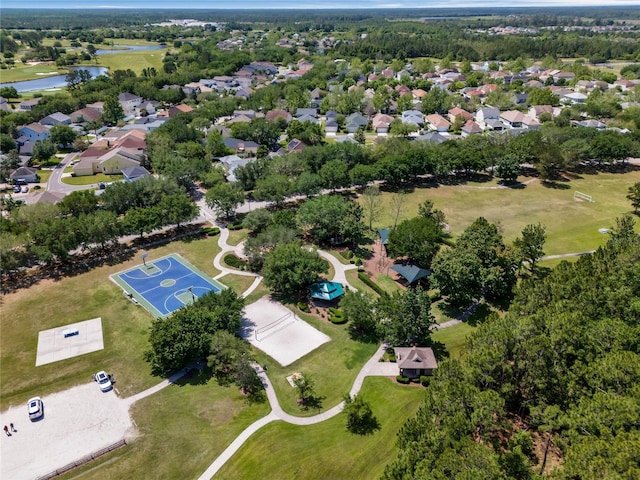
[0,45,166,93]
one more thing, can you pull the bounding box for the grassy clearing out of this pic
[226,229,248,246]
[85,50,164,76]
[373,272,403,294]
[218,273,256,297]
[0,236,221,411]
[362,170,640,255]
[62,174,123,185]
[432,322,476,360]
[0,62,65,83]
[36,169,53,184]
[345,269,380,297]
[250,308,378,416]
[61,369,269,480]
[216,377,425,480]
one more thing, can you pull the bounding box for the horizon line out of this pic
[2,4,640,9]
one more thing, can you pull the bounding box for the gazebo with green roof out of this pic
[309,281,345,302]
[390,264,431,284]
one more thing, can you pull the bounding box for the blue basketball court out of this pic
[111,254,226,318]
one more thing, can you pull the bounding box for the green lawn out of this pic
[216,377,425,480]
[432,322,477,360]
[0,236,221,411]
[62,173,123,185]
[60,370,270,480]
[218,273,256,297]
[251,308,379,416]
[226,229,248,246]
[36,169,53,184]
[345,269,381,297]
[84,49,164,76]
[362,171,640,255]
[0,62,65,83]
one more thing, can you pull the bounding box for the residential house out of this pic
[85,101,104,113]
[97,148,145,175]
[425,114,451,132]
[394,346,438,378]
[287,138,307,153]
[324,120,339,135]
[122,165,151,182]
[10,166,38,184]
[137,100,160,116]
[69,107,102,124]
[168,104,194,118]
[297,113,320,125]
[474,107,500,129]
[33,190,65,205]
[371,113,394,134]
[401,110,424,128]
[118,93,143,114]
[576,119,606,130]
[563,92,588,104]
[18,123,50,142]
[265,109,292,124]
[528,105,554,120]
[0,97,10,112]
[461,120,482,137]
[19,98,42,111]
[73,130,146,176]
[296,108,318,119]
[500,110,525,128]
[344,112,369,134]
[414,132,448,144]
[310,87,322,108]
[223,138,259,156]
[218,154,253,182]
[412,89,428,100]
[447,107,472,124]
[521,115,540,130]
[40,112,72,126]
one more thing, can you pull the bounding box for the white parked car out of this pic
[28,397,43,420]
[94,371,113,392]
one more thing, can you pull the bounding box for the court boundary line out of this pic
[109,253,227,319]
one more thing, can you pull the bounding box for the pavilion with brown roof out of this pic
[394,346,438,378]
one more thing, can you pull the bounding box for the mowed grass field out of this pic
[60,370,270,480]
[215,377,425,480]
[81,49,165,76]
[364,170,640,255]
[0,236,222,411]
[0,62,66,83]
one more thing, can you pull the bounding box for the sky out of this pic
[1,1,639,9]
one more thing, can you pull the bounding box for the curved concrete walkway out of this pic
[197,343,391,480]
[317,249,358,291]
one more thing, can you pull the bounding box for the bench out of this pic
[63,328,79,338]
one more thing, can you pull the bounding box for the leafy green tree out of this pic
[293,372,321,410]
[377,286,436,347]
[123,207,160,238]
[101,95,124,125]
[319,159,349,191]
[340,290,380,343]
[626,182,640,214]
[0,150,21,181]
[58,190,98,217]
[253,174,293,205]
[513,223,546,274]
[388,216,444,268]
[353,127,366,145]
[296,195,363,247]
[207,330,250,384]
[495,154,521,183]
[343,394,381,435]
[527,88,559,106]
[242,208,272,234]
[31,139,56,163]
[0,133,16,153]
[233,357,265,403]
[296,171,322,197]
[157,193,199,228]
[262,241,327,296]
[205,182,245,220]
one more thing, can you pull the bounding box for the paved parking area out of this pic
[0,383,134,480]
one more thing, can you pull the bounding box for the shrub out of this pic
[297,302,310,313]
[410,376,421,383]
[358,272,385,296]
[420,376,430,386]
[227,222,243,231]
[346,250,354,259]
[396,375,410,384]
[330,315,348,325]
[201,227,220,236]
[355,258,362,266]
[224,253,247,269]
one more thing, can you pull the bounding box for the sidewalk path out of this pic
[317,249,358,291]
[197,343,394,479]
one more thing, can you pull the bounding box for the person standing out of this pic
[4,425,10,436]
[10,423,16,432]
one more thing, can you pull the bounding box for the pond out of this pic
[0,66,109,93]
[0,45,166,93]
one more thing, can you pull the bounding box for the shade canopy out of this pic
[390,264,431,284]
[378,229,390,245]
[310,281,345,301]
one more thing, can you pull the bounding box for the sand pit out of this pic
[240,297,330,366]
